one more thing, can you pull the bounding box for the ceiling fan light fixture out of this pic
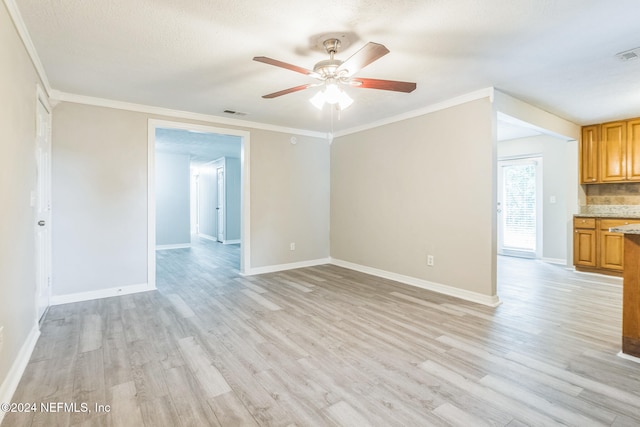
[309,90,325,109]
[324,82,342,104]
[337,90,353,110]
[309,84,353,111]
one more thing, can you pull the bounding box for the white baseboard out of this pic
[198,233,218,242]
[156,243,191,250]
[542,257,567,265]
[243,258,331,276]
[223,239,241,245]
[50,283,155,305]
[0,324,40,425]
[330,258,501,307]
[618,351,640,364]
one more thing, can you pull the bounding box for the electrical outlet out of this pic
[0,326,4,355]
[427,255,434,266]
[290,242,296,251]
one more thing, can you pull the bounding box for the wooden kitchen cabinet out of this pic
[574,217,640,274]
[600,121,627,182]
[581,117,640,183]
[580,125,599,183]
[599,219,640,271]
[627,118,640,180]
[573,218,597,267]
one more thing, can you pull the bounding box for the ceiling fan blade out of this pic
[262,84,314,99]
[351,78,417,93]
[253,56,319,77]
[337,42,390,77]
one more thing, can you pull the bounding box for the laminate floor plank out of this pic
[5,241,640,427]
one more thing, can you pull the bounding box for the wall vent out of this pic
[615,47,640,62]
[223,109,248,116]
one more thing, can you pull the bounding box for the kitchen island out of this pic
[609,223,640,361]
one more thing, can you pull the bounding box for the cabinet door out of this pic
[600,231,625,270]
[581,125,599,183]
[627,119,640,181]
[600,121,627,182]
[574,229,597,267]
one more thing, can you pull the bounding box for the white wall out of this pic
[498,135,569,262]
[155,151,191,246]
[331,97,497,303]
[0,1,42,413]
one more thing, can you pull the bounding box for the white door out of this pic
[216,167,224,242]
[35,96,52,321]
[497,157,542,258]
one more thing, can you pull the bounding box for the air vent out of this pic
[615,47,640,62]
[223,109,248,116]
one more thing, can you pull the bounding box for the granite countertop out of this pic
[575,212,640,219]
[575,205,640,219]
[609,224,640,234]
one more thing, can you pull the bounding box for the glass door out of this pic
[497,157,542,258]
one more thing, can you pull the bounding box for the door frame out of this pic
[35,84,52,323]
[497,155,543,259]
[147,119,251,285]
[216,165,225,242]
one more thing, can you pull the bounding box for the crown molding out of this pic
[3,0,52,95]
[50,90,331,140]
[333,87,495,138]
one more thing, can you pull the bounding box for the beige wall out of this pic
[330,98,496,297]
[52,103,149,295]
[51,102,330,296]
[250,130,330,266]
[0,1,41,401]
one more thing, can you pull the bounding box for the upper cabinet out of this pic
[627,118,640,180]
[600,121,626,182]
[580,117,640,184]
[581,125,599,183]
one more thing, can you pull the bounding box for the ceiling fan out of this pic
[253,38,416,109]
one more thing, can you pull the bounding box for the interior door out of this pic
[216,167,224,242]
[497,157,542,258]
[35,96,52,321]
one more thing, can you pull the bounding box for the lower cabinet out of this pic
[574,218,597,267]
[574,217,640,274]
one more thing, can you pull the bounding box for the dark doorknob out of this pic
[38,220,45,226]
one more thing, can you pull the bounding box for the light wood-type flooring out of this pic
[3,239,640,426]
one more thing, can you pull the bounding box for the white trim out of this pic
[542,257,567,265]
[330,258,502,307]
[617,351,640,364]
[3,0,52,95]
[0,325,40,425]
[156,244,191,250]
[333,87,495,138]
[50,283,154,306]
[223,239,241,245]
[148,119,251,277]
[198,233,218,242]
[35,84,52,324]
[243,258,331,276]
[51,90,329,140]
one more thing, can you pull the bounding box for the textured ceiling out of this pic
[155,128,241,165]
[13,0,640,133]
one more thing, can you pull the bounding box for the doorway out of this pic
[497,157,543,258]
[147,119,251,287]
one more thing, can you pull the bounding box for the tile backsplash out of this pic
[586,183,640,205]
